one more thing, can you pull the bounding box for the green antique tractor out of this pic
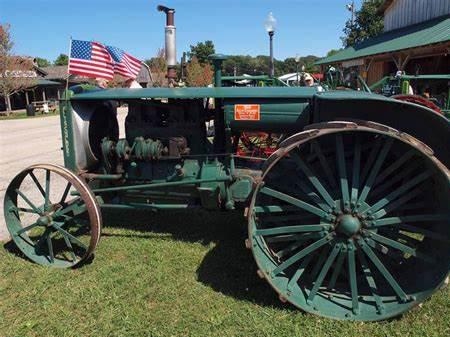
[4,55,450,321]
[370,74,450,118]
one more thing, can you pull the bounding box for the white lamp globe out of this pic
[264,12,277,33]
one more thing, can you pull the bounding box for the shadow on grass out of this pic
[102,208,290,310]
[2,208,290,310]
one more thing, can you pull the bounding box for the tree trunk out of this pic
[5,93,12,113]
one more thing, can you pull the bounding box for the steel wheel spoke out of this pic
[291,149,335,209]
[364,171,432,216]
[16,221,40,235]
[255,224,330,236]
[328,247,346,290]
[336,134,350,205]
[29,171,46,198]
[260,187,328,218]
[370,164,418,199]
[367,231,435,263]
[373,214,448,227]
[374,150,415,186]
[365,237,404,264]
[311,140,337,189]
[348,241,359,314]
[310,246,330,280]
[295,180,332,212]
[35,229,49,250]
[357,249,384,313]
[266,232,323,243]
[46,234,54,263]
[44,170,51,211]
[60,182,72,204]
[262,213,317,224]
[350,137,361,205]
[52,223,88,251]
[276,236,318,259]
[288,254,314,290]
[397,224,449,243]
[15,189,41,214]
[272,235,333,276]
[372,186,422,219]
[360,138,382,187]
[60,231,79,263]
[9,205,37,214]
[55,198,87,217]
[254,205,299,214]
[358,239,409,302]
[358,138,394,205]
[307,244,340,303]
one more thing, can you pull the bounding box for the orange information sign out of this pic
[234,104,261,121]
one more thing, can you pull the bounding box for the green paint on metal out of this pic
[337,215,361,236]
[260,186,328,218]
[255,224,331,236]
[70,86,318,100]
[59,96,77,171]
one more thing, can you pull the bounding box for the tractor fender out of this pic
[313,91,450,169]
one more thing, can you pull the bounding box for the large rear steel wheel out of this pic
[4,164,101,268]
[248,121,450,321]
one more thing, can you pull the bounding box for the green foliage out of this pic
[1,210,449,337]
[342,0,384,47]
[54,53,68,66]
[185,56,213,87]
[144,48,167,87]
[35,57,50,67]
[326,49,342,57]
[188,40,215,64]
[222,55,320,77]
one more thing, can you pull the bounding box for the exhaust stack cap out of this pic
[157,5,175,26]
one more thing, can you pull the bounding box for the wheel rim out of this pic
[4,164,101,268]
[248,122,450,321]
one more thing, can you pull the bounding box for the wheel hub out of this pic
[336,214,361,237]
[37,215,52,227]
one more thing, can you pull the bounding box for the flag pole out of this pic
[141,62,154,87]
[65,36,72,95]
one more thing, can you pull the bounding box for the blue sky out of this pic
[0,0,363,62]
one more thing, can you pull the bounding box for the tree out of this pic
[145,48,167,87]
[326,49,342,57]
[54,53,68,65]
[188,40,215,64]
[0,23,35,113]
[185,56,213,87]
[341,0,384,47]
[35,57,50,67]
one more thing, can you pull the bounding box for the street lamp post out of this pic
[295,54,300,86]
[264,12,277,78]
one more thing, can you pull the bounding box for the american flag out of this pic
[68,40,114,80]
[106,45,142,80]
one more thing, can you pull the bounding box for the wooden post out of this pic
[42,88,46,102]
[25,91,30,105]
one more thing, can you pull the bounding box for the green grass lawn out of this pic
[0,109,58,120]
[1,210,449,337]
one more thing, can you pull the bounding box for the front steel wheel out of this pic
[4,164,102,268]
[248,121,450,321]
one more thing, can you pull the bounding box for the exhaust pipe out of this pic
[157,5,177,84]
